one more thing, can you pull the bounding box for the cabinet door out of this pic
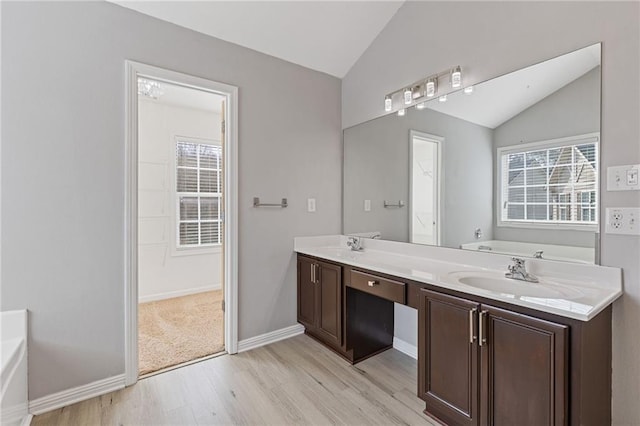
[297,256,316,329]
[419,289,480,426]
[480,305,568,426]
[315,261,342,348]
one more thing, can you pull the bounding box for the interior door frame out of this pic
[124,60,239,386]
[409,130,443,246]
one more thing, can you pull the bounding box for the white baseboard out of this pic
[393,337,417,359]
[138,284,221,303]
[22,414,33,426]
[237,324,305,353]
[29,374,125,416]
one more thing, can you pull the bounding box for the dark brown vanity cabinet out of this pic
[418,289,568,426]
[297,255,612,425]
[297,255,342,348]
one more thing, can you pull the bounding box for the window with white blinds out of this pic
[498,134,599,228]
[175,139,222,247]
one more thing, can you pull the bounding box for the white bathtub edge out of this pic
[29,374,125,416]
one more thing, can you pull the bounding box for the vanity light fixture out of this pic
[383,65,462,112]
[403,88,413,105]
[438,95,447,102]
[425,78,437,97]
[451,66,462,88]
[397,108,406,116]
[385,95,393,112]
[464,86,474,94]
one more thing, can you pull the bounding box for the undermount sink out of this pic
[447,271,584,299]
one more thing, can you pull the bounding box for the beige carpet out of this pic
[138,290,224,376]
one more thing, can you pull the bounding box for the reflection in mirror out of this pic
[343,43,601,264]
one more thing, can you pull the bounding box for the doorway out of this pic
[125,62,238,385]
[410,131,442,246]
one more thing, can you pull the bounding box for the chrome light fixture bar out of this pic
[383,65,463,112]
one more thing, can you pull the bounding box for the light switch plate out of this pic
[607,164,640,191]
[364,199,371,212]
[307,198,316,213]
[605,207,640,235]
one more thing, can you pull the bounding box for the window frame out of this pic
[496,133,599,232]
[171,135,223,256]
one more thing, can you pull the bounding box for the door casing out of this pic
[124,61,239,386]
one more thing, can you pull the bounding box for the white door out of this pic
[410,132,442,245]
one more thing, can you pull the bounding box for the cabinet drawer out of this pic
[348,270,405,304]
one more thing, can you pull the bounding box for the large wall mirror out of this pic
[343,43,601,264]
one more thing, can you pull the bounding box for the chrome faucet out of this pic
[347,236,363,251]
[505,257,539,283]
[533,250,544,259]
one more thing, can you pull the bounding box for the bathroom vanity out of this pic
[295,235,621,426]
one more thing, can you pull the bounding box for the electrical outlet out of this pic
[607,165,640,191]
[307,198,316,213]
[364,199,371,212]
[605,207,640,235]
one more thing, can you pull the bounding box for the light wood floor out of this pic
[32,334,435,425]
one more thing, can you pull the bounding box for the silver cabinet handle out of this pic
[479,310,488,346]
[367,280,378,287]
[469,308,477,343]
[311,264,316,283]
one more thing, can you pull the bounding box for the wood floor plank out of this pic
[32,334,432,425]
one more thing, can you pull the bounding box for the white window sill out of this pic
[497,221,598,232]
[171,245,222,257]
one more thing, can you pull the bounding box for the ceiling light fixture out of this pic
[138,78,164,99]
[385,95,393,112]
[451,66,462,88]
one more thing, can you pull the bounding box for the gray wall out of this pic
[342,2,640,424]
[343,106,493,248]
[493,67,601,248]
[1,2,342,399]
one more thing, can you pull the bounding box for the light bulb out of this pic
[426,79,436,97]
[438,95,447,102]
[384,95,392,112]
[403,88,413,105]
[397,108,406,116]
[451,66,462,88]
[416,102,426,110]
[464,86,474,94]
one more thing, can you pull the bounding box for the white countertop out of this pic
[294,235,622,322]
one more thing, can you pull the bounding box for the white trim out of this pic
[29,374,125,416]
[2,402,30,425]
[138,284,221,303]
[125,61,239,386]
[22,414,33,426]
[392,337,418,360]
[409,130,443,246]
[496,132,600,231]
[237,324,305,353]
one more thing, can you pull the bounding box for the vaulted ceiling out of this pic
[109,1,405,78]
